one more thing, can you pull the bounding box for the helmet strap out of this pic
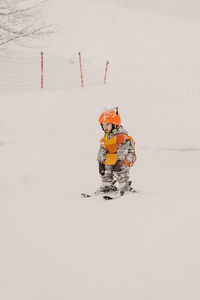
[112,124,119,132]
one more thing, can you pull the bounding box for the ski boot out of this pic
[97,180,118,194]
[119,180,133,196]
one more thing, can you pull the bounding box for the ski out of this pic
[81,190,117,198]
[81,189,138,200]
[81,192,99,198]
[81,190,118,199]
[81,181,138,200]
[81,180,118,198]
[103,189,138,200]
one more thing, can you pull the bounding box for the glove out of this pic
[113,160,124,172]
[99,162,105,176]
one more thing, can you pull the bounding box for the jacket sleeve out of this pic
[97,145,107,163]
[117,139,135,164]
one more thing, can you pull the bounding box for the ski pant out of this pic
[101,164,130,185]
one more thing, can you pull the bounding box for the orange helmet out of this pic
[98,108,121,125]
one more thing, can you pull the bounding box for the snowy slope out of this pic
[0,87,200,300]
[46,0,200,64]
[78,0,200,23]
[0,1,200,300]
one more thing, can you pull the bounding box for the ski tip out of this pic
[81,193,91,198]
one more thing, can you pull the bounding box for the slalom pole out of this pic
[79,52,84,87]
[41,52,44,89]
[104,61,109,84]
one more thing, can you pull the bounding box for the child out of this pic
[97,107,136,194]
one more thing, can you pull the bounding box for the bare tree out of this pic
[0,0,53,48]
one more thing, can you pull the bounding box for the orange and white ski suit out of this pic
[97,126,136,184]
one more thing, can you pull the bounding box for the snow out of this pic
[46,0,200,64]
[0,87,200,299]
[0,0,200,299]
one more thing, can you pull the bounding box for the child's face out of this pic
[102,123,112,133]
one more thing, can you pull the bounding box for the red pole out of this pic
[79,52,84,87]
[41,52,44,89]
[104,61,109,84]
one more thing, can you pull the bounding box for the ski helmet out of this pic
[98,107,121,125]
